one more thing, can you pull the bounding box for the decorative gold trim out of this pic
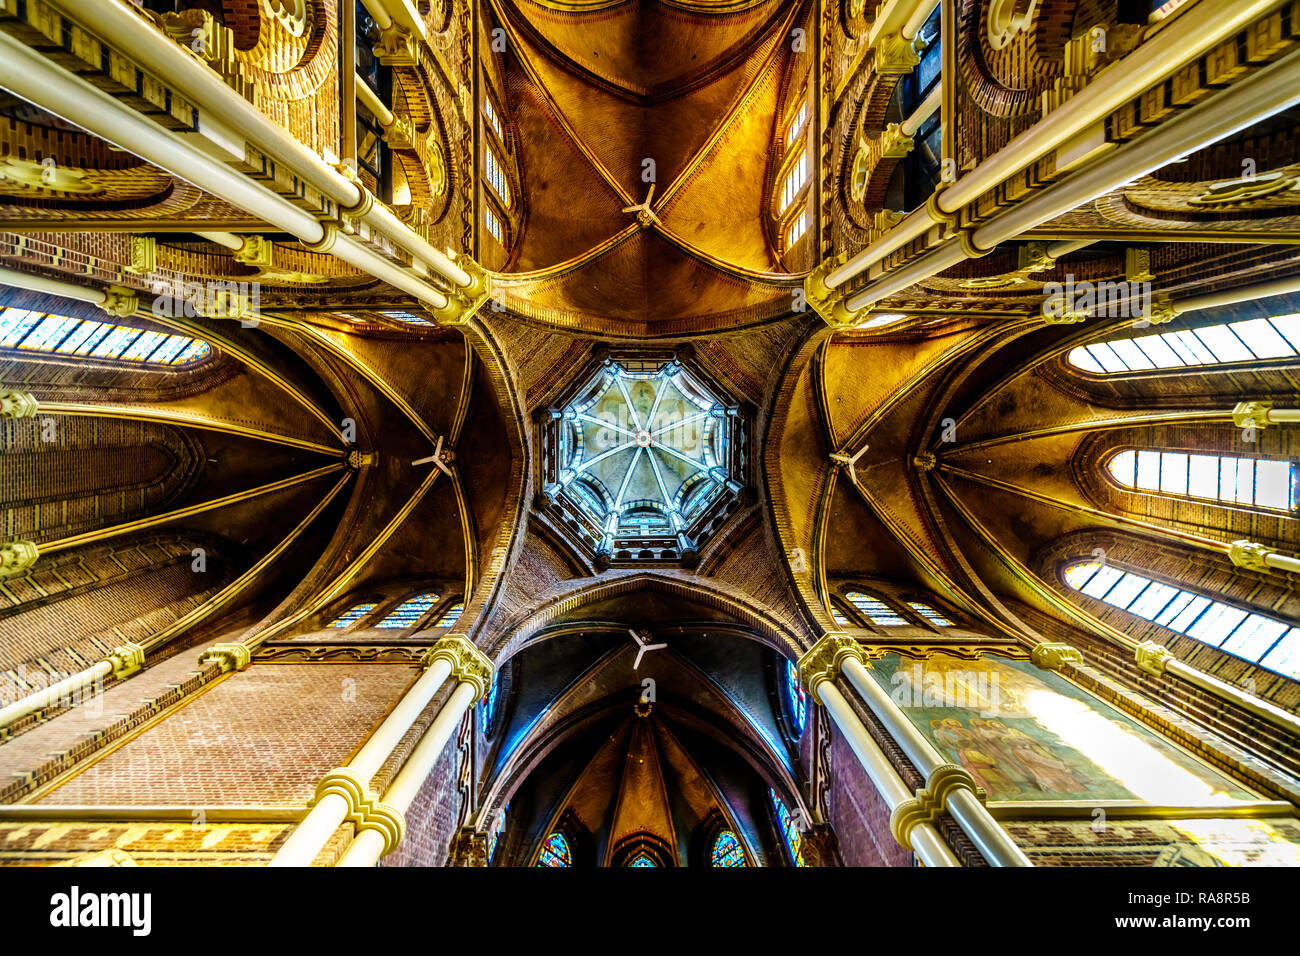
[890,763,986,850]
[423,633,493,698]
[198,643,252,673]
[1030,642,1083,670]
[797,632,866,703]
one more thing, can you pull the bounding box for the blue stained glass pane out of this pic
[830,605,849,625]
[146,335,190,364]
[1064,560,1298,679]
[769,788,805,867]
[785,659,806,736]
[908,602,953,626]
[376,592,438,628]
[0,308,40,346]
[90,327,141,358]
[72,324,113,355]
[537,832,572,867]
[487,807,506,862]
[174,340,211,364]
[435,602,464,627]
[845,592,907,625]
[629,853,656,867]
[710,831,745,867]
[121,330,168,361]
[55,320,104,354]
[480,670,499,734]
[19,316,79,350]
[328,602,376,628]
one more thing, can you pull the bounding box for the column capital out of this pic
[879,123,914,159]
[0,389,38,419]
[889,763,985,850]
[0,540,39,579]
[797,632,866,703]
[803,259,858,329]
[106,641,145,680]
[1229,539,1275,573]
[427,254,492,327]
[875,34,922,75]
[1233,400,1273,431]
[1135,640,1175,677]
[232,235,274,269]
[198,642,252,673]
[310,767,406,856]
[1029,642,1083,670]
[100,285,139,318]
[424,634,493,698]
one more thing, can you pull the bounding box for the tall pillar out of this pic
[268,634,490,867]
[800,632,1033,867]
[798,634,959,867]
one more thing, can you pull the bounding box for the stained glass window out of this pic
[0,307,211,366]
[375,593,439,629]
[435,601,464,628]
[487,807,506,862]
[785,659,806,736]
[786,100,808,147]
[480,668,499,734]
[628,852,657,867]
[769,788,805,867]
[327,602,376,628]
[786,210,807,247]
[484,206,503,243]
[781,151,808,210]
[845,591,907,626]
[485,144,511,206]
[555,362,737,558]
[1064,560,1300,680]
[908,602,954,627]
[484,98,503,139]
[710,831,746,867]
[1067,313,1300,374]
[830,604,850,626]
[1106,449,1297,511]
[537,832,572,867]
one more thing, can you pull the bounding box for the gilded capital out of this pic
[311,767,406,856]
[803,259,858,329]
[0,388,38,419]
[199,642,253,673]
[1229,539,1275,573]
[0,540,39,579]
[232,235,274,269]
[374,26,418,67]
[1030,642,1083,670]
[879,123,914,159]
[1233,400,1273,431]
[430,254,492,327]
[875,34,921,75]
[106,641,145,680]
[424,633,493,698]
[1135,640,1175,677]
[889,763,984,850]
[100,285,139,318]
[1144,292,1177,325]
[797,632,866,703]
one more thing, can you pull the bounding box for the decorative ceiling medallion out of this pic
[1187,171,1297,206]
[536,349,752,569]
[986,0,1039,51]
[0,156,98,195]
[263,0,309,37]
[959,275,1026,290]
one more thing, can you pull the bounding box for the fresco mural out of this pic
[869,653,1256,804]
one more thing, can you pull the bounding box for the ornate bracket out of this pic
[423,633,493,698]
[106,641,145,680]
[1029,642,1083,670]
[100,286,139,318]
[797,632,867,704]
[1228,539,1275,573]
[0,540,39,579]
[0,389,38,419]
[1233,400,1273,431]
[427,254,493,326]
[199,642,253,673]
[1135,640,1175,677]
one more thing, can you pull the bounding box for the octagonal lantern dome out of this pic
[536,349,752,568]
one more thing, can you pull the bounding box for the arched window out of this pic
[487,806,506,863]
[375,592,439,628]
[785,659,806,737]
[628,852,657,867]
[1067,313,1300,374]
[776,86,811,253]
[536,831,573,867]
[480,668,499,734]
[908,601,953,627]
[1105,449,1296,512]
[710,830,746,867]
[845,591,907,625]
[327,602,376,628]
[1064,560,1299,680]
[434,601,464,628]
[769,788,805,867]
[0,307,211,366]
[485,145,511,208]
[830,604,850,626]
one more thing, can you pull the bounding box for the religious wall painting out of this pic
[868,653,1256,805]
